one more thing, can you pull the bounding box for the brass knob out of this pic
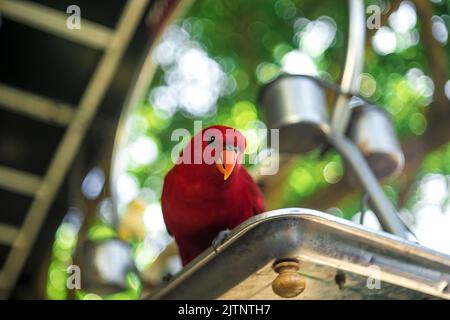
[272,260,305,298]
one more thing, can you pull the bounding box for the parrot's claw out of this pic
[212,229,231,253]
[162,273,173,282]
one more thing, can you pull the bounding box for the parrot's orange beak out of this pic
[216,149,238,180]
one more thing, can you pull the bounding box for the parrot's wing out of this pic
[161,202,173,236]
[161,171,174,237]
[242,168,265,215]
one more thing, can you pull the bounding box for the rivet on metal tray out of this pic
[272,259,305,298]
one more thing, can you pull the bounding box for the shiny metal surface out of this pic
[149,209,450,300]
[259,74,329,154]
[347,104,405,179]
[331,0,366,134]
[326,132,409,238]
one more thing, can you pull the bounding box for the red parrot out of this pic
[161,125,265,266]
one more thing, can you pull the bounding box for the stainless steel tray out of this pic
[149,208,450,299]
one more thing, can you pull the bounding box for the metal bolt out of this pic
[272,260,305,298]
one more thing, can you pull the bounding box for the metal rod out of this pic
[331,0,366,134]
[0,83,74,126]
[0,0,114,50]
[326,132,409,239]
[0,165,42,196]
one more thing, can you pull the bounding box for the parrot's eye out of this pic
[225,145,239,152]
[207,136,215,145]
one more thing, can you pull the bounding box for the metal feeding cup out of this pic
[347,103,404,179]
[259,74,329,154]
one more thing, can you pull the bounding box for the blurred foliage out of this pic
[47,223,78,300]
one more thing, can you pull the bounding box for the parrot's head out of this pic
[180,125,247,181]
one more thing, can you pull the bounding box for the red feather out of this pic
[161,125,265,265]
